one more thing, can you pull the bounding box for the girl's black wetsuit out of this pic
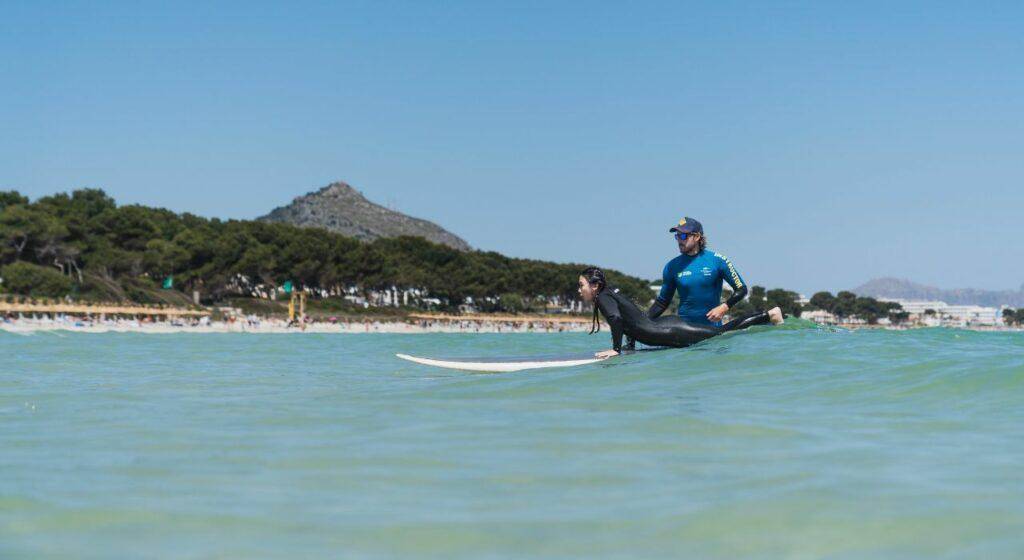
[595,287,771,352]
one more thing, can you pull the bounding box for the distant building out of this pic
[879,299,1002,327]
[801,309,836,324]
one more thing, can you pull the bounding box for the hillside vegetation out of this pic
[0,189,651,311]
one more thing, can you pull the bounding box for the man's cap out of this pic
[669,217,703,235]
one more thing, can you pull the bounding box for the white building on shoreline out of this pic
[798,298,1005,328]
[878,299,1003,327]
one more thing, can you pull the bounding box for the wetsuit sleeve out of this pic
[718,254,748,308]
[597,293,625,352]
[649,261,675,318]
[647,299,668,319]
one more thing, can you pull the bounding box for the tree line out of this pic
[0,189,653,310]
[1002,309,1024,327]
[805,290,908,324]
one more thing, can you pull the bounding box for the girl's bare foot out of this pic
[768,307,784,325]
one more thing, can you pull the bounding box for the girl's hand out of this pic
[595,349,620,359]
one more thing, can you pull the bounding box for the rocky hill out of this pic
[259,181,470,251]
[853,277,1024,308]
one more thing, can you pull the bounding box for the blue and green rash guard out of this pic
[655,249,747,326]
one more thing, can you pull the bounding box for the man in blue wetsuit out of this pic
[647,216,754,326]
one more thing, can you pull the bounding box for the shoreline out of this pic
[2,316,1021,335]
[0,316,597,335]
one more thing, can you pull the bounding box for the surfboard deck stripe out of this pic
[395,353,606,372]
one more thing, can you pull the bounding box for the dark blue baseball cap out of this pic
[669,217,703,235]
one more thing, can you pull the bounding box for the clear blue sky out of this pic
[3,2,1022,294]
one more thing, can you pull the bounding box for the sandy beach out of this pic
[0,314,597,335]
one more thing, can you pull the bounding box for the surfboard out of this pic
[395,352,607,372]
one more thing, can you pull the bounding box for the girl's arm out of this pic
[597,293,625,353]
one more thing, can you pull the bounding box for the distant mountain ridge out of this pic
[853,277,1024,308]
[259,181,470,251]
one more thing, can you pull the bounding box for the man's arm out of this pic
[706,253,747,322]
[720,253,747,307]
[647,261,675,319]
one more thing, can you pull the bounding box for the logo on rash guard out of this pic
[679,271,691,277]
[701,267,713,277]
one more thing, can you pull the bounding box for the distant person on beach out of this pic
[648,216,752,326]
[578,267,782,358]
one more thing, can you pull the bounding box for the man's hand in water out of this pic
[707,303,729,323]
[595,349,619,359]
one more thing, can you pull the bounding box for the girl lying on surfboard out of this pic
[578,267,784,359]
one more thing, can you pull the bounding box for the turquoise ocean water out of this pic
[2,323,1023,559]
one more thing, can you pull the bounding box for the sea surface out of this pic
[2,323,1023,559]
